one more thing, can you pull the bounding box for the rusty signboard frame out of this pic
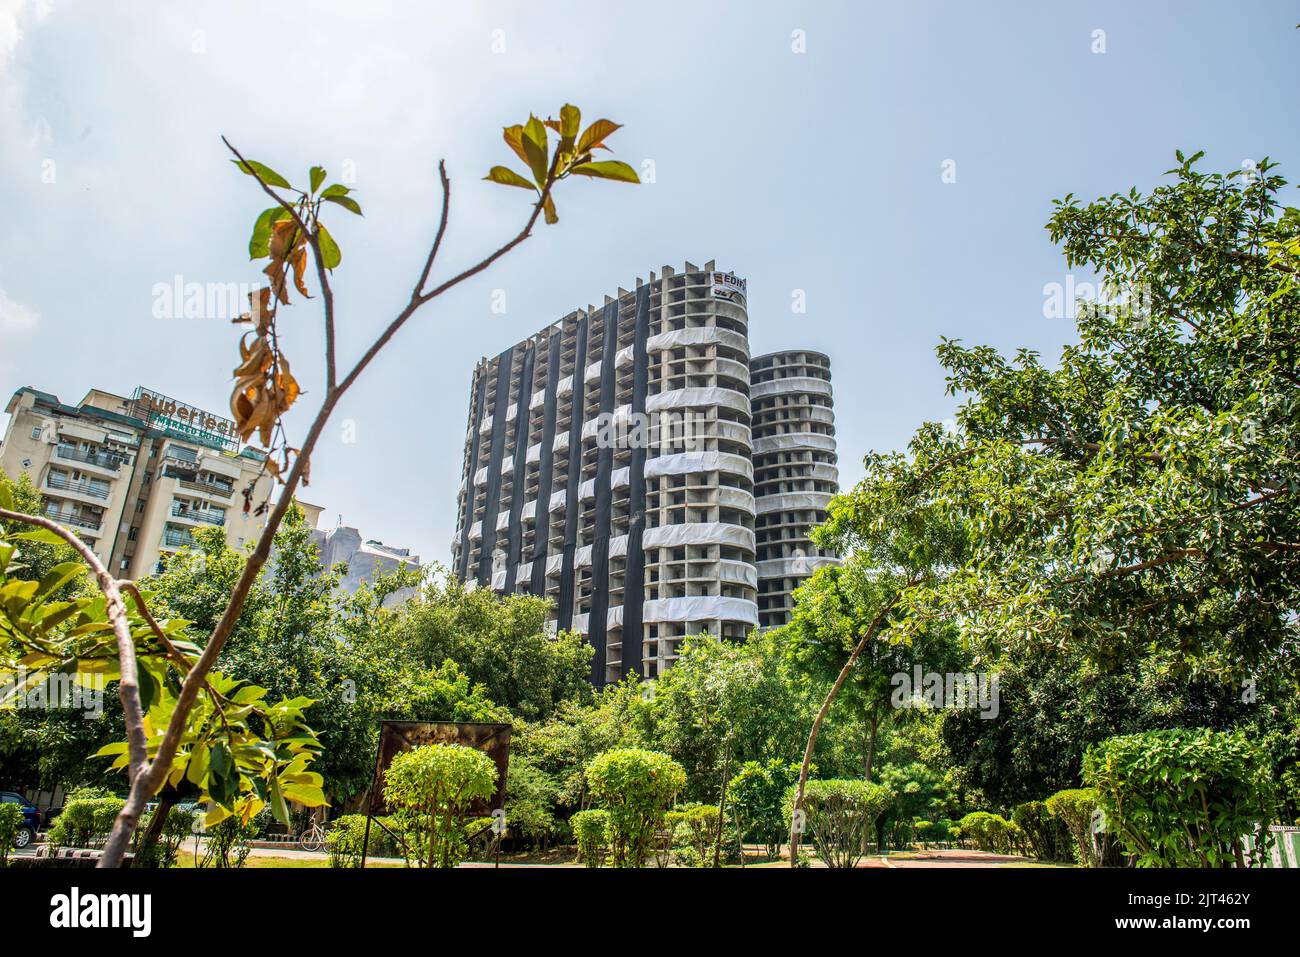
[360,720,512,868]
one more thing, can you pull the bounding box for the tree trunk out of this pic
[789,595,901,867]
[713,742,732,868]
[133,790,176,867]
[864,713,879,782]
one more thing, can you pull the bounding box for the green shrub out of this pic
[570,809,610,867]
[131,805,197,868]
[198,813,260,868]
[0,803,23,866]
[1045,787,1111,867]
[1083,728,1278,868]
[384,743,499,868]
[668,803,721,867]
[728,759,803,858]
[955,811,1023,854]
[787,779,893,869]
[48,797,125,849]
[1011,800,1070,861]
[585,748,686,868]
[325,814,402,867]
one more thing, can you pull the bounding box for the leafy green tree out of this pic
[390,571,593,721]
[383,743,499,868]
[822,153,1300,680]
[781,557,966,783]
[728,759,803,858]
[585,748,685,867]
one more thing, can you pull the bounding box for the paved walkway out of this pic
[881,848,1046,868]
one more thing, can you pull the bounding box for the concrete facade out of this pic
[451,261,839,685]
[309,523,421,602]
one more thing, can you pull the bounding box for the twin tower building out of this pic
[451,261,840,685]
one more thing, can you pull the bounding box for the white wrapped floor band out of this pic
[585,360,601,383]
[642,521,755,552]
[755,491,835,514]
[718,558,759,588]
[522,500,536,520]
[474,466,488,485]
[495,511,510,532]
[645,450,753,480]
[616,345,634,368]
[642,596,758,626]
[750,376,833,401]
[756,555,839,579]
[753,404,835,428]
[530,388,545,410]
[717,485,756,513]
[553,431,569,451]
[556,375,574,397]
[646,326,748,356]
[526,442,541,464]
[647,386,749,417]
[479,414,493,434]
[506,402,518,422]
[809,463,840,483]
[752,431,837,455]
[549,489,566,511]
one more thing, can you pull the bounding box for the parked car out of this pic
[0,791,43,849]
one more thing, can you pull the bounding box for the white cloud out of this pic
[0,0,51,76]
[0,286,39,332]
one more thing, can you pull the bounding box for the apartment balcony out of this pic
[45,510,103,534]
[55,445,124,472]
[169,504,226,527]
[176,477,235,502]
[45,473,111,501]
[161,527,195,550]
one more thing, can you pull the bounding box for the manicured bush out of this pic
[667,802,722,867]
[1083,728,1278,868]
[0,803,23,866]
[585,748,686,868]
[787,779,893,869]
[384,743,499,868]
[1045,787,1111,867]
[955,811,1023,854]
[570,809,610,867]
[47,797,125,850]
[1011,800,1070,861]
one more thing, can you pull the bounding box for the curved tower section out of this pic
[748,350,840,628]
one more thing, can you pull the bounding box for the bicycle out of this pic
[298,820,328,853]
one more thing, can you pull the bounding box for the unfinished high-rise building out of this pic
[451,261,838,685]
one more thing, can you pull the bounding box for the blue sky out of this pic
[2,0,1297,565]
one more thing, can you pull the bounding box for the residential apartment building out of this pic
[309,522,421,603]
[1,385,276,577]
[751,351,841,627]
[451,261,839,685]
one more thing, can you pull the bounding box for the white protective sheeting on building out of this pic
[526,442,542,464]
[754,491,836,514]
[718,558,759,589]
[750,376,833,401]
[752,432,837,455]
[552,431,569,451]
[646,326,748,356]
[521,500,536,520]
[549,489,567,512]
[717,485,756,513]
[556,375,574,397]
[756,555,839,579]
[647,386,749,417]
[584,361,602,383]
[530,388,545,410]
[642,596,759,625]
[644,450,753,481]
[469,520,483,541]
[642,521,755,553]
